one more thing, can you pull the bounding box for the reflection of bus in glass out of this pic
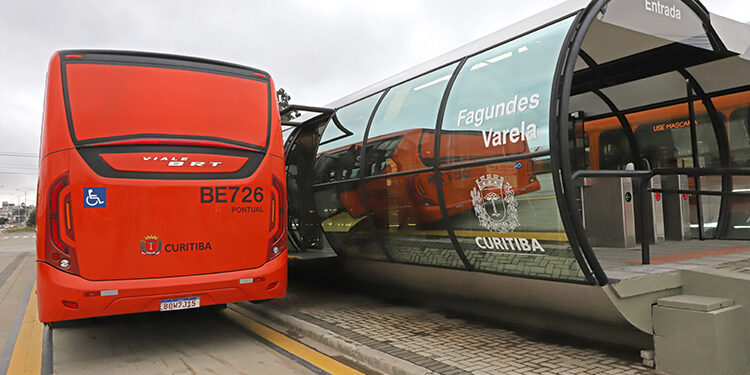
[315,128,540,223]
[37,51,287,323]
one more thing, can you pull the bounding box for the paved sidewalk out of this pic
[261,276,655,375]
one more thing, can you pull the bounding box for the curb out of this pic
[234,302,436,375]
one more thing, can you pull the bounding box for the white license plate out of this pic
[160,296,200,311]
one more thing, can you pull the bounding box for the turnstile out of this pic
[581,177,636,248]
[661,175,691,241]
[635,175,666,244]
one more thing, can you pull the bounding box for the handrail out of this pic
[650,188,750,197]
[571,169,652,180]
[574,168,750,179]
[653,167,750,176]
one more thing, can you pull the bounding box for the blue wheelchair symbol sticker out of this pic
[514,162,523,170]
[84,187,107,208]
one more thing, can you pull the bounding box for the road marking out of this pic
[0,259,32,375]
[224,307,364,375]
[0,235,36,240]
[0,255,25,302]
[6,285,44,375]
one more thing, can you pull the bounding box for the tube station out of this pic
[283,1,750,373]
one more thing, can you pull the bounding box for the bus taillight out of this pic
[46,174,80,275]
[267,175,287,261]
[64,193,75,239]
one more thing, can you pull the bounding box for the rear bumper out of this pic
[36,252,287,323]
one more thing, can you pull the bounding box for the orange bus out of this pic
[36,50,287,323]
[585,91,750,171]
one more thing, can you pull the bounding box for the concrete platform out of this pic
[596,240,750,281]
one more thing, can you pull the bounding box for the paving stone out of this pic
[266,283,655,375]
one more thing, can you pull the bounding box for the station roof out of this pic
[318,0,750,111]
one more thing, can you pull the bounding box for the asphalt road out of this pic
[0,233,361,375]
[52,309,314,375]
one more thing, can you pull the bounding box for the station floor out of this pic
[595,239,750,281]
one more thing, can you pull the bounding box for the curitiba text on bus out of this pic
[456,92,540,148]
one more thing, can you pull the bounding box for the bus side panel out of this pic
[41,53,75,158]
[267,78,284,159]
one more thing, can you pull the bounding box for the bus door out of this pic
[282,106,334,251]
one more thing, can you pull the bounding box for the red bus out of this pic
[36,50,287,323]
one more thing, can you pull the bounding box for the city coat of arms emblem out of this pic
[140,235,162,256]
[471,174,519,233]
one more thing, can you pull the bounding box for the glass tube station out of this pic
[284,1,750,370]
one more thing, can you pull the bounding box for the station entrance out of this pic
[560,0,750,280]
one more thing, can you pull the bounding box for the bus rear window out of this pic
[65,63,269,148]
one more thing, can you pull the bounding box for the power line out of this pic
[0,163,39,167]
[0,171,38,175]
[0,152,38,158]
[0,169,38,173]
[0,161,37,165]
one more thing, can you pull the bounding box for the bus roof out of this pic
[59,49,271,78]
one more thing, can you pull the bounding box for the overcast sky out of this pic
[0,0,748,205]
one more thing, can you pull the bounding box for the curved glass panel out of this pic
[726,104,750,168]
[434,17,586,281]
[318,93,382,157]
[367,63,458,171]
[363,63,464,268]
[363,170,466,268]
[440,17,574,165]
[314,181,387,260]
[441,156,586,281]
[313,93,386,260]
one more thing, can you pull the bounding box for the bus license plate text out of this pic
[160,296,200,311]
